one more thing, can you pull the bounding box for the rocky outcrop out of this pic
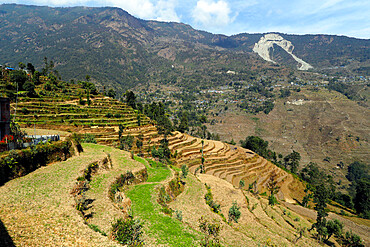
[253,33,313,70]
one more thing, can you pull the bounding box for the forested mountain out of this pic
[0,4,369,93]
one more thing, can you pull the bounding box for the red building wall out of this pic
[0,98,11,140]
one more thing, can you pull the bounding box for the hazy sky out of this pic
[1,0,369,38]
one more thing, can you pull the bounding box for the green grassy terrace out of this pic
[129,156,201,246]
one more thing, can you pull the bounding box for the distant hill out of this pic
[0,4,369,93]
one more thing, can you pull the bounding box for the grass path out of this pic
[126,157,201,246]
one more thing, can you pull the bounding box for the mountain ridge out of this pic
[0,4,369,92]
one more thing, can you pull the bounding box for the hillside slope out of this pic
[0,144,125,246]
[0,143,322,246]
[1,4,369,93]
[1,143,368,246]
[206,87,370,186]
[12,90,299,202]
[253,33,313,70]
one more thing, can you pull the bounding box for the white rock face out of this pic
[253,33,313,70]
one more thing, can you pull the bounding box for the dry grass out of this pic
[170,173,259,247]
[21,127,71,137]
[283,202,370,246]
[0,134,367,246]
[206,88,370,186]
[0,144,142,246]
[177,174,322,247]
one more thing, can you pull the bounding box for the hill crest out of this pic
[1,4,369,92]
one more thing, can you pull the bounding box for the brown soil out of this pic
[206,88,370,185]
[283,202,370,246]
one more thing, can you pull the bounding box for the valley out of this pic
[0,3,369,247]
[0,69,367,246]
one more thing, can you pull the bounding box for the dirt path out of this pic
[283,202,370,246]
[278,174,296,203]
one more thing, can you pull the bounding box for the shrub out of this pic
[160,206,173,216]
[340,230,364,247]
[109,171,136,201]
[70,180,89,196]
[228,201,241,223]
[204,184,221,213]
[168,175,184,197]
[175,210,183,221]
[147,159,166,168]
[199,216,221,247]
[120,135,134,151]
[0,140,73,185]
[83,162,99,181]
[21,107,29,114]
[156,174,184,215]
[181,164,189,178]
[111,217,144,246]
[75,195,89,212]
[72,133,83,153]
[239,179,245,188]
[83,133,97,144]
[79,96,85,105]
[88,224,107,236]
[268,194,278,206]
[158,186,172,206]
[251,203,258,212]
[326,219,343,240]
[340,210,348,216]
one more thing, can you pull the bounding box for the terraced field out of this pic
[12,92,153,148]
[126,129,300,202]
[206,88,370,187]
[12,92,299,202]
[0,142,318,247]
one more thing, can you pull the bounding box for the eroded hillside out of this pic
[206,88,370,186]
[253,33,313,70]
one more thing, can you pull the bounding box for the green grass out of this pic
[134,156,171,183]
[128,155,200,246]
[89,174,107,192]
[126,184,200,246]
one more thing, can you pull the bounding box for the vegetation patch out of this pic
[198,216,222,247]
[126,183,199,246]
[228,201,241,223]
[0,139,74,185]
[108,169,148,202]
[88,223,107,236]
[140,157,171,183]
[71,155,112,223]
[123,155,199,246]
[111,217,144,246]
[157,172,185,215]
[204,183,221,213]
